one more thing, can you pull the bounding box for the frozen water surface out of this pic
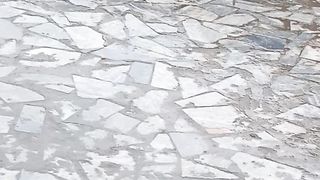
[0,0,319,179]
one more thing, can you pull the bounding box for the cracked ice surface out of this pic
[0,0,320,179]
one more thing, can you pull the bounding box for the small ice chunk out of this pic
[137,116,165,135]
[100,20,126,40]
[129,62,153,84]
[125,14,158,37]
[15,105,46,134]
[29,23,70,39]
[151,62,178,90]
[65,26,104,50]
[104,113,140,133]
[150,133,174,150]
[273,122,306,135]
[82,99,124,122]
[133,90,168,114]
[170,133,209,157]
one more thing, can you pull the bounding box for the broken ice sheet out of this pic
[113,134,143,146]
[300,45,320,62]
[174,118,198,132]
[0,5,24,18]
[0,19,23,40]
[65,26,104,50]
[263,11,292,18]
[2,1,52,15]
[195,154,233,169]
[288,12,314,24]
[147,23,177,33]
[145,151,177,163]
[80,57,101,66]
[73,75,136,99]
[271,75,308,97]
[136,115,165,135]
[178,77,208,98]
[231,152,303,180]
[178,6,218,21]
[20,48,81,68]
[19,170,59,180]
[219,39,252,52]
[91,65,130,83]
[129,37,177,57]
[15,73,73,86]
[152,35,190,48]
[235,1,275,12]
[1,0,318,177]
[82,99,124,122]
[80,129,108,149]
[292,74,320,84]
[237,64,274,84]
[15,105,46,134]
[50,12,71,27]
[216,49,252,68]
[13,14,48,24]
[290,58,320,74]
[210,74,248,97]
[22,35,72,50]
[215,13,256,26]
[183,106,242,133]
[54,101,81,121]
[150,133,174,150]
[0,115,14,133]
[203,22,245,37]
[170,133,209,157]
[175,92,230,107]
[181,159,237,179]
[29,23,70,40]
[273,122,306,135]
[167,60,196,69]
[45,84,74,93]
[102,5,129,14]
[151,62,178,90]
[183,19,227,43]
[64,12,104,26]
[128,62,153,84]
[246,34,285,50]
[93,43,172,61]
[99,20,126,40]
[204,3,236,16]
[0,82,44,103]
[212,132,280,151]
[125,14,158,37]
[277,104,320,121]
[103,113,140,133]
[133,90,168,114]
[69,0,98,9]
